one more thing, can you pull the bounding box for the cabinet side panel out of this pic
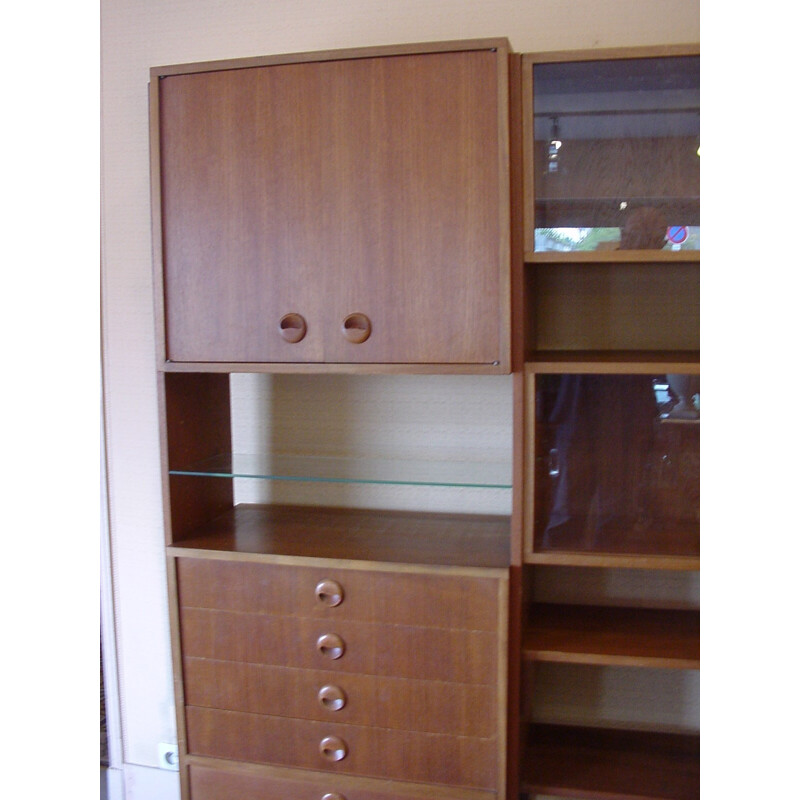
[163,372,232,542]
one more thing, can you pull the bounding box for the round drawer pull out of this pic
[278,312,307,343]
[318,684,347,712]
[341,312,371,344]
[322,794,346,800]
[319,735,348,763]
[316,633,345,660]
[315,579,344,607]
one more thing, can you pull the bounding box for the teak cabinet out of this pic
[150,38,700,800]
[518,46,700,800]
[152,41,512,369]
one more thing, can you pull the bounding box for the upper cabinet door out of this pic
[152,42,512,368]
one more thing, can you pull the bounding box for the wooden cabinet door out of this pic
[157,62,327,363]
[154,42,510,366]
[313,48,506,366]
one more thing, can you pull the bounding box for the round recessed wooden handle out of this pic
[319,736,348,762]
[341,312,371,344]
[278,312,307,343]
[315,579,344,607]
[321,794,346,800]
[316,633,345,660]
[318,684,347,711]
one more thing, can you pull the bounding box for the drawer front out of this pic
[176,557,501,630]
[183,658,496,737]
[185,706,497,789]
[180,607,497,684]
[188,763,497,800]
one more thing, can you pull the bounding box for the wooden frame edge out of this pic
[151,37,512,78]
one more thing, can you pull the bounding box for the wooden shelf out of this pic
[167,503,510,569]
[525,552,700,571]
[525,250,700,264]
[522,723,699,800]
[523,603,699,669]
[525,351,700,371]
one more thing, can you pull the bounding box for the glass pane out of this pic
[533,56,700,252]
[170,452,512,489]
[533,374,699,557]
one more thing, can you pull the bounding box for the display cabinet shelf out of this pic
[522,603,699,669]
[167,503,511,569]
[525,351,700,370]
[522,723,700,800]
[169,452,512,490]
[527,250,700,264]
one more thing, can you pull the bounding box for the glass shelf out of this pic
[170,453,513,490]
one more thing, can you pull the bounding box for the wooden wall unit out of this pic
[150,37,699,800]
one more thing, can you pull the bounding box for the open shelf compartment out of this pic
[522,723,699,800]
[523,602,699,669]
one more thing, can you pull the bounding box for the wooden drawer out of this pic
[176,557,501,630]
[183,658,496,737]
[180,607,497,684]
[185,706,498,789]
[188,763,497,800]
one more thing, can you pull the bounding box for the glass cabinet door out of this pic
[532,372,699,558]
[531,54,700,253]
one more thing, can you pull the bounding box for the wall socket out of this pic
[157,743,179,771]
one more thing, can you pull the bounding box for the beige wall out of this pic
[100,0,700,792]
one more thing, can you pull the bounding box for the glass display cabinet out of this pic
[527,53,699,254]
[518,45,700,800]
[531,370,699,562]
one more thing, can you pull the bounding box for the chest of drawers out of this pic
[174,556,508,797]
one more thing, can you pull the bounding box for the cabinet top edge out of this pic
[150,37,512,78]
[158,361,512,376]
[521,42,699,65]
[166,546,510,577]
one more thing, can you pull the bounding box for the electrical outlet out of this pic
[157,743,179,771]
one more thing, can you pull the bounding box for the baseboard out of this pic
[102,764,179,800]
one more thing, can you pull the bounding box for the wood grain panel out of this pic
[182,658,496,737]
[161,372,232,543]
[170,504,510,569]
[188,762,496,800]
[159,63,326,363]
[315,49,503,366]
[179,608,496,685]
[530,261,700,352]
[185,706,497,789]
[176,556,501,630]
[157,47,508,366]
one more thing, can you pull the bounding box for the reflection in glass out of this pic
[533,56,700,252]
[534,374,699,556]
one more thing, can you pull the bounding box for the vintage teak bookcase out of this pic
[150,38,700,800]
